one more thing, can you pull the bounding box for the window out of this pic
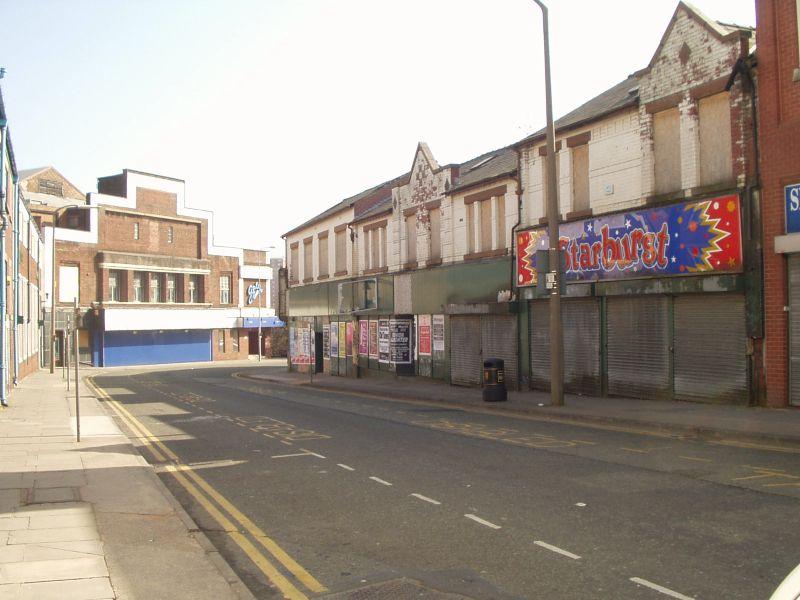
[58,265,79,303]
[232,330,239,352]
[133,222,140,240]
[318,233,329,277]
[133,272,144,302]
[698,92,733,186]
[220,274,231,304]
[405,214,417,264]
[480,198,492,252]
[467,202,475,254]
[188,274,199,303]
[495,195,506,249]
[335,229,347,274]
[38,179,62,197]
[218,329,226,353]
[653,107,681,194]
[167,226,174,244]
[166,273,176,303]
[290,243,299,281]
[571,143,590,212]
[366,224,386,270]
[150,273,161,303]
[303,238,313,281]
[429,207,441,261]
[109,270,121,302]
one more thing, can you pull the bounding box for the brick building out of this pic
[37,168,273,367]
[0,85,46,404]
[756,0,800,407]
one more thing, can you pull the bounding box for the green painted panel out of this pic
[410,258,512,314]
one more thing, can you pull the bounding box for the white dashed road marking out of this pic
[410,493,441,505]
[337,463,355,471]
[630,577,695,600]
[534,540,581,560]
[271,449,326,459]
[464,514,501,529]
[369,476,393,486]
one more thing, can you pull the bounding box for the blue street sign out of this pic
[242,317,285,328]
[786,183,800,234]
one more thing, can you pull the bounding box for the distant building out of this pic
[37,168,274,367]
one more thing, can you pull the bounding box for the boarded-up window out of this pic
[303,239,313,280]
[58,265,79,303]
[480,198,492,252]
[495,196,506,249]
[370,229,380,269]
[429,208,441,261]
[466,203,475,254]
[335,230,347,274]
[654,108,681,194]
[699,92,733,186]
[571,143,590,212]
[405,214,417,264]
[290,245,299,281]
[318,234,329,277]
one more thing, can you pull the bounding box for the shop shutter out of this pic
[529,299,600,394]
[674,294,747,404]
[789,255,800,406]
[481,315,518,390]
[607,296,670,399]
[450,316,481,386]
[529,301,549,390]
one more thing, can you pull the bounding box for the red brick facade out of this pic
[756,0,800,407]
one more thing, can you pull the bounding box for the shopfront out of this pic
[518,194,752,404]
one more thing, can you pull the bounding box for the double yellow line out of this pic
[86,377,327,600]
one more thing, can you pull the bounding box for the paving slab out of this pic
[20,577,114,600]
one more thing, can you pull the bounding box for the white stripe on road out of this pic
[534,540,581,560]
[410,493,441,505]
[300,449,326,459]
[369,476,393,486]
[271,450,326,459]
[464,514,501,529]
[630,577,695,600]
[337,464,355,471]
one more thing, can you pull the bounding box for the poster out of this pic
[291,325,311,365]
[378,319,390,363]
[369,320,379,359]
[322,324,330,359]
[346,322,353,355]
[418,314,432,356]
[432,315,445,353]
[338,322,347,358]
[390,318,412,364]
[288,326,295,360]
[358,321,369,355]
[516,194,743,286]
[330,322,338,358]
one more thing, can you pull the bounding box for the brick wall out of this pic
[756,0,800,407]
[211,328,248,360]
[99,210,201,258]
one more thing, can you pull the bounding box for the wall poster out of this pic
[432,314,445,353]
[338,322,347,358]
[369,320,379,359]
[390,318,413,365]
[358,320,369,355]
[418,314,432,356]
[378,319,390,363]
[322,324,330,359]
[330,322,339,358]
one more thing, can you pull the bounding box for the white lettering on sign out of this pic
[791,187,800,213]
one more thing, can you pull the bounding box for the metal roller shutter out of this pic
[529,299,600,394]
[674,294,748,404]
[529,301,549,390]
[450,316,481,386]
[790,255,800,406]
[607,296,670,400]
[481,315,518,390]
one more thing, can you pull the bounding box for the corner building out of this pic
[47,169,272,367]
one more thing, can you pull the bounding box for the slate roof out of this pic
[18,167,49,181]
[448,145,518,195]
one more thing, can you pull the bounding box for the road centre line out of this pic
[369,476,393,486]
[87,377,327,597]
[299,449,326,459]
[620,447,649,454]
[678,455,712,462]
[272,452,321,459]
[410,493,441,505]
[533,540,581,560]
[629,577,695,600]
[464,514,501,529]
[337,464,355,471]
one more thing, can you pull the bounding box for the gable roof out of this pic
[18,167,50,181]
[448,145,518,195]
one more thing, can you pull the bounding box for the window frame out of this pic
[133,222,140,240]
[219,274,231,304]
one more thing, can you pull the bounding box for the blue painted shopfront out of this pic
[101,330,212,367]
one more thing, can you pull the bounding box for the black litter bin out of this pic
[482,358,507,402]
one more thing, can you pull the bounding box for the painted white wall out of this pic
[104,307,243,331]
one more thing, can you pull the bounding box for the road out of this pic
[91,363,800,600]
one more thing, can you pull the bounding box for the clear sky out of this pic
[0,0,755,257]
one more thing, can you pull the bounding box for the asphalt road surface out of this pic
[93,363,800,600]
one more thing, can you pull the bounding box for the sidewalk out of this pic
[245,367,800,449]
[0,370,253,600]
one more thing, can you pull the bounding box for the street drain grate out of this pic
[322,578,473,600]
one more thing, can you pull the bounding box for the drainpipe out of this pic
[0,122,8,405]
[12,172,18,386]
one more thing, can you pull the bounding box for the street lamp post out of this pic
[531,0,564,406]
[49,204,98,373]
